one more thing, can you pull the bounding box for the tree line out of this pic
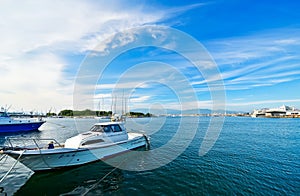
[47,109,152,117]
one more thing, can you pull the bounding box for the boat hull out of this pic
[6,134,148,171]
[0,121,45,133]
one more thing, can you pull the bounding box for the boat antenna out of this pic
[110,95,113,116]
[122,90,125,115]
[125,97,127,116]
[114,96,117,115]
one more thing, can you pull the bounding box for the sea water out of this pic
[0,117,299,195]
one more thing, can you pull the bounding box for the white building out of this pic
[252,105,300,118]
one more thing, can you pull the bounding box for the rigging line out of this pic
[0,154,9,176]
[0,154,8,162]
[34,140,53,170]
[0,150,25,184]
[81,157,128,196]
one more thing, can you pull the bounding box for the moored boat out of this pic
[0,111,45,133]
[1,121,149,171]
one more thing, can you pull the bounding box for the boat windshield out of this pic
[0,112,9,117]
[89,125,113,133]
[111,124,122,132]
[89,124,123,133]
[89,125,104,132]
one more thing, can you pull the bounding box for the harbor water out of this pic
[0,116,299,195]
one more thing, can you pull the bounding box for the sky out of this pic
[1,0,300,113]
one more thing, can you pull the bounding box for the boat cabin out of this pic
[89,123,124,133]
[0,112,9,118]
[64,122,129,149]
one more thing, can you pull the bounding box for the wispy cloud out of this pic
[3,1,298,112]
[205,28,300,91]
[0,1,202,111]
[83,27,300,112]
[227,99,300,108]
[130,96,151,103]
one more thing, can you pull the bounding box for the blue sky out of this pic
[0,0,300,113]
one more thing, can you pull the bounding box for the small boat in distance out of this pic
[0,111,45,133]
[1,119,149,171]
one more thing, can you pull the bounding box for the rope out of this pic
[0,150,25,184]
[0,154,7,162]
[0,154,9,180]
[81,134,149,195]
[35,141,54,170]
[143,134,150,149]
[81,157,128,196]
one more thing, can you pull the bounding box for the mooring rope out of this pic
[81,135,149,195]
[81,156,128,196]
[0,154,7,162]
[143,134,150,150]
[0,150,25,184]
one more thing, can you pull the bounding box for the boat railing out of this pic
[2,137,63,151]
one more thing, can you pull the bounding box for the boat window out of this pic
[90,125,104,132]
[119,124,126,131]
[111,125,122,132]
[103,125,112,133]
[82,139,104,146]
[0,112,9,117]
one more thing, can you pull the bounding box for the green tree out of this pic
[59,109,73,116]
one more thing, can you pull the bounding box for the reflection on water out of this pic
[0,117,299,195]
[0,118,98,195]
[16,161,124,196]
[16,146,149,196]
[0,155,34,196]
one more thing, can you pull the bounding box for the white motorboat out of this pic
[1,121,149,172]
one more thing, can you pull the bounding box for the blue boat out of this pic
[0,111,45,133]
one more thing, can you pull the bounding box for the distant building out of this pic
[251,105,300,118]
[251,108,268,117]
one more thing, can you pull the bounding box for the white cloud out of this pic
[0,53,72,111]
[205,28,300,92]
[1,1,200,111]
[208,28,300,65]
[130,96,151,103]
[227,99,300,107]
[0,0,207,111]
